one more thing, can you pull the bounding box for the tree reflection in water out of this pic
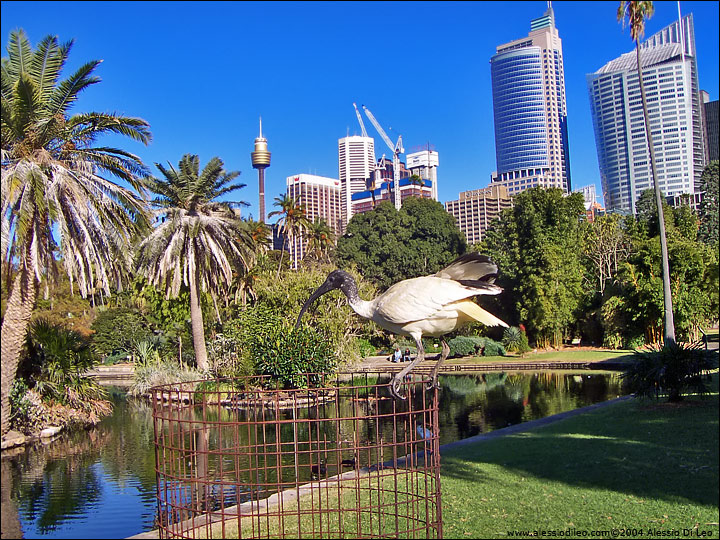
[437,371,623,444]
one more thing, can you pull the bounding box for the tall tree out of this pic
[479,188,587,347]
[697,161,719,246]
[336,197,466,289]
[582,213,631,296]
[268,194,309,278]
[618,0,675,345]
[136,154,252,371]
[0,30,151,434]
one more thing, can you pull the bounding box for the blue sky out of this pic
[2,1,718,221]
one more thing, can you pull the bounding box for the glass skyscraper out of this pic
[490,5,571,195]
[587,14,705,214]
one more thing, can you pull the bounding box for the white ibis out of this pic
[296,253,508,398]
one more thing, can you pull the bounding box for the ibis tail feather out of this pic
[452,300,508,327]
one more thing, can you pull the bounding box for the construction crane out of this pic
[362,105,404,210]
[352,103,368,137]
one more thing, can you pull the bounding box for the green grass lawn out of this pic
[440,373,719,539]
[452,348,637,365]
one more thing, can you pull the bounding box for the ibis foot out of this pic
[425,374,440,392]
[389,353,424,400]
[425,340,450,391]
[390,376,407,400]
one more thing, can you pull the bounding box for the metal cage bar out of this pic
[151,372,442,539]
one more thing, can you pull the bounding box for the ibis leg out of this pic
[390,336,425,399]
[426,340,450,390]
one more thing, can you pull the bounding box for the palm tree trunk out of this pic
[635,42,676,345]
[188,267,209,371]
[1,264,39,435]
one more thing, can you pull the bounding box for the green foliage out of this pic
[22,319,107,406]
[90,307,155,359]
[600,295,631,349]
[621,342,717,402]
[255,263,377,366]
[336,198,466,289]
[479,188,587,347]
[625,335,646,350]
[482,338,506,357]
[252,324,337,389]
[502,326,531,354]
[355,338,376,357]
[448,336,481,357]
[130,277,192,334]
[698,161,719,246]
[215,302,338,387]
[448,336,505,358]
[605,225,719,344]
[9,379,32,424]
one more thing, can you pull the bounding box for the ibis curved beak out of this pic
[295,278,339,328]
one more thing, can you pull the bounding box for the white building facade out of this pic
[286,174,342,268]
[587,14,705,214]
[338,135,375,230]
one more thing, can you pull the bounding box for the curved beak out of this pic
[295,278,338,328]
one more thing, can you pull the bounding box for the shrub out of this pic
[90,307,154,359]
[356,338,376,357]
[621,341,717,402]
[252,325,336,389]
[9,379,32,428]
[17,319,112,428]
[23,319,105,404]
[448,336,483,357]
[129,358,203,397]
[482,338,506,357]
[502,326,531,354]
[625,335,646,350]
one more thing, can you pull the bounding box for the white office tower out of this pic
[406,148,439,200]
[338,135,375,231]
[286,174,342,268]
[587,14,705,214]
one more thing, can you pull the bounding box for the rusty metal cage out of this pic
[151,372,442,539]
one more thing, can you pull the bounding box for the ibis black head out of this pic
[295,270,355,328]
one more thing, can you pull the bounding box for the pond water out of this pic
[1,371,626,539]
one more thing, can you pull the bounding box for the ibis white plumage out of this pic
[295,253,508,398]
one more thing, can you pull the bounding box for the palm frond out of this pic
[67,112,152,145]
[47,59,101,116]
[10,71,41,135]
[28,34,67,102]
[4,29,34,80]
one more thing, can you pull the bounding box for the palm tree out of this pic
[231,264,260,307]
[136,154,253,371]
[245,218,272,254]
[268,194,310,277]
[304,218,335,263]
[0,30,151,434]
[617,0,675,345]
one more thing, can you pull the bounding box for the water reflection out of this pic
[3,389,158,539]
[437,371,624,445]
[2,371,625,539]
